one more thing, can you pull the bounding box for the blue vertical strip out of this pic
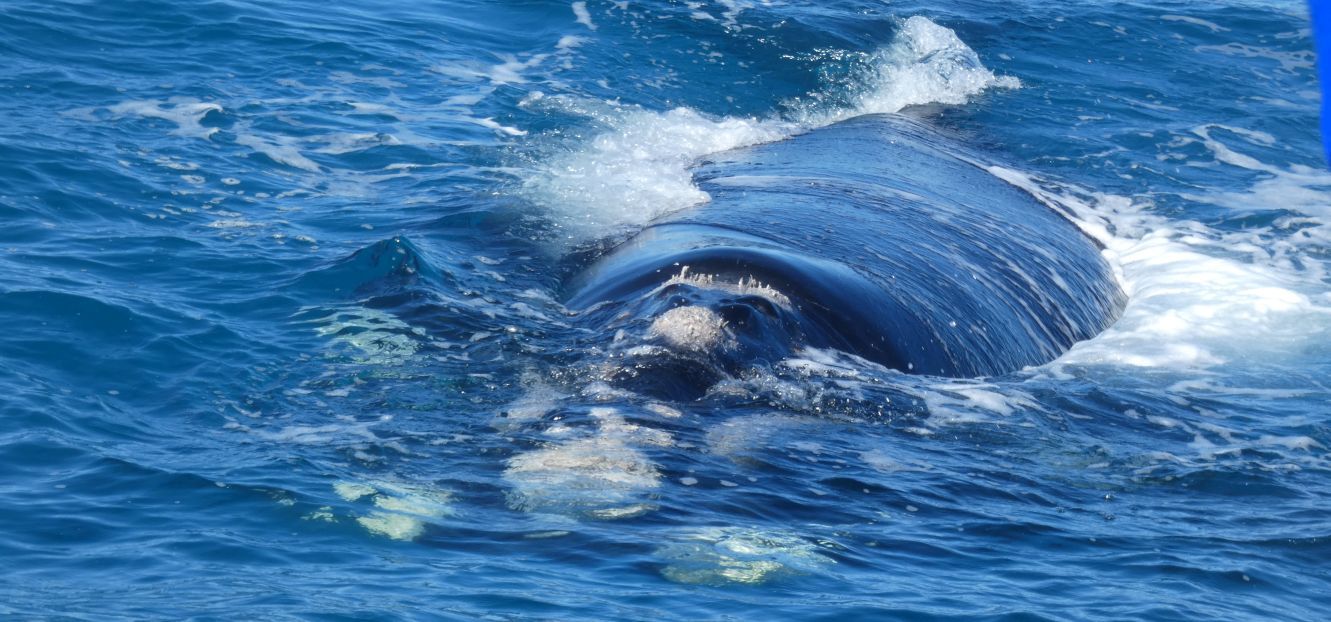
[1312,0,1331,164]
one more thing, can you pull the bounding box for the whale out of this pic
[562,113,1125,393]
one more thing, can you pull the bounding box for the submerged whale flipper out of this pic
[565,114,1125,379]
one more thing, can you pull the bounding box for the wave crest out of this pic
[522,16,1018,245]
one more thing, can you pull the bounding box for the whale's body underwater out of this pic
[563,114,1125,389]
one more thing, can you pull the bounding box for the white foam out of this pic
[919,381,1038,425]
[347,101,407,120]
[1194,43,1314,73]
[990,165,1331,372]
[434,54,549,86]
[206,218,262,229]
[522,103,790,240]
[523,16,1017,244]
[1161,15,1230,33]
[235,132,321,172]
[1178,126,1331,248]
[716,0,752,29]
[557,35,587,50]
[108,99,223,139]
[472,117,528,137]
[334,481,376,501]
[312,132,403,154]
[155,157,199,171]
[262,424,372,445]
[572,1,597,31]
[840,16,1021,120]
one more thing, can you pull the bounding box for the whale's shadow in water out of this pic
[561,113,1125,399]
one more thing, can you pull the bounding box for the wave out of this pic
[519,16,1019,244]
[992,176,1329,377]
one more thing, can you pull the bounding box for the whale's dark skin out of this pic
[563,114,1125,381]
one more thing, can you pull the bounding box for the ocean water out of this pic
[2,0,1329,619]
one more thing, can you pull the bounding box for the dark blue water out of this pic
[2,1,1329,619]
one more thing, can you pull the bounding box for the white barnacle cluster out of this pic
[655,265,793,310]
[648,306,729,353]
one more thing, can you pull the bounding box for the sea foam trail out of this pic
[992,118,1331,374]
[833,15,1021,122]
[990,164,1331,373]
[522,16,1020,242]
[520,102,791,240]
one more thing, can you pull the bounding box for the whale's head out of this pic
[563,223,921,399]
[636,266,809,358]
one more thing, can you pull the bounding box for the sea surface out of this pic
[2,1,1329,620]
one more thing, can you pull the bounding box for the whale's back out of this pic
[567,114,1125,377]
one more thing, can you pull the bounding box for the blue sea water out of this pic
[2,0,1329,619]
